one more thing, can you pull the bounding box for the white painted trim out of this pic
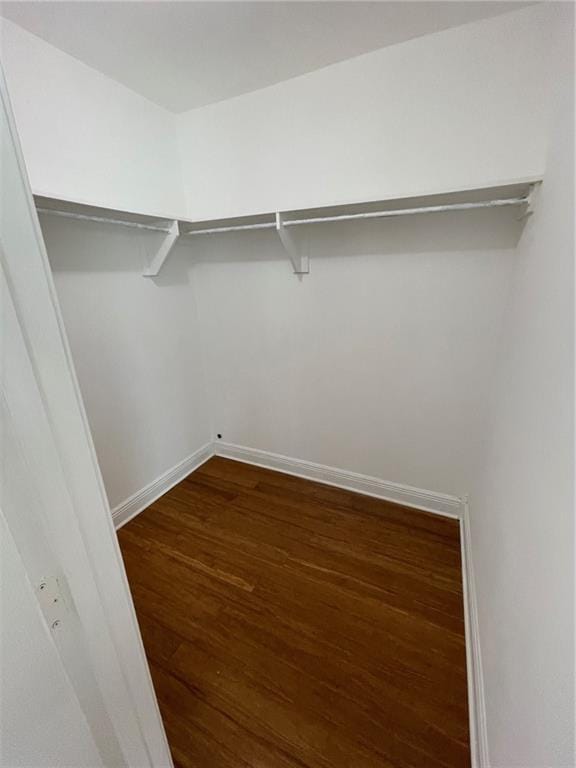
[113,442,213,529]
[460,498,489,768]
[0,65,172,765]
[214,442,462,518]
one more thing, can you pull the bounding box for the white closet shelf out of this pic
[34,180,540,278]
[34,195,176,232]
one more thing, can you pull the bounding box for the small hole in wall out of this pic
[217,434,222,439]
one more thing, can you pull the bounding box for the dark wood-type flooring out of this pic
[118,457,470,768]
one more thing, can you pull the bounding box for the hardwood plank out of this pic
[118,457,470,768]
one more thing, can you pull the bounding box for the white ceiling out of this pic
[0,1,527,113]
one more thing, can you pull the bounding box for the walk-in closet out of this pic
[1,3,574,768]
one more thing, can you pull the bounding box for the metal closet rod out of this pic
[36,207,173,232]
[185,194,529,236]
[36,193,530,236]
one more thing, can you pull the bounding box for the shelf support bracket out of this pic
[276,212,309,275]
[517,182,540,220]
[143,220,179,277]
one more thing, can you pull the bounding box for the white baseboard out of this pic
[460,498,489,768]
[215,441,463,518]
[112,442,213,529]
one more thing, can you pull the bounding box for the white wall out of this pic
[194,208,521,497]
[40,207,523,508]
[0,18,185,218]
[0,5,563,226]
[469,18,574,766]
[40,215,211,511]
[177,4,559,221]
[0,16,208,513]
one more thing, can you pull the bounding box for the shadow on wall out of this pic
[41,215,194,288]
[42,205,526,285]
[184,205,525,267]
[40,213,212,508]
[39,202,525,503]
